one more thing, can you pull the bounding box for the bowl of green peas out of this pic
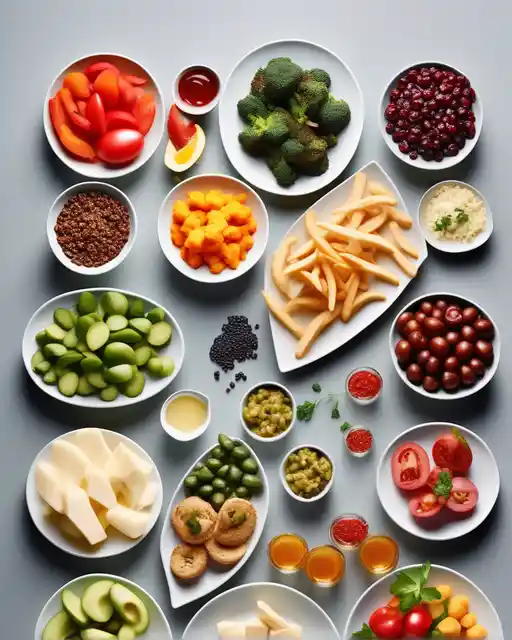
[280,445,335,503]
[240,381,296,443]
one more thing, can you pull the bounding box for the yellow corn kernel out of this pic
[436,616,461,637]
[461,613,477,629]
[466,624,488,638]
[447,595,469,620]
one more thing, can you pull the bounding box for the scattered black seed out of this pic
[214,371,220,381]
[255,324,260,330]
[209,315,259,372]
[230,382,235,389]
[226,388,231,393]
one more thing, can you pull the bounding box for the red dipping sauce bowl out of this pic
[345,366,383,405]
[330,514,369,550]
[173,64,221,116]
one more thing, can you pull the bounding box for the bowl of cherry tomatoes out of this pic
[44,53,165,178]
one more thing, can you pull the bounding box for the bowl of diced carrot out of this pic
[157,174,269,283]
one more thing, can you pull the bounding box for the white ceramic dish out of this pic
[219,39,364,196]
[265,160,428,372]
[160,389,211,441]
[43,52,165,179]
[158,174,269,284]
[240,380,296,443]
[47,181,137,275]
[34,573,173,640]
[377,422,499,541]
[379,60,483,170]
[160,438,269,608]
[343,564,503,639]
[280,444,335,503]
[418,180,493,253]
[26,428,163,558]
[173,65,221,115]
[183,581,340,640]
[22,287,185,408]
[389,292,500,399]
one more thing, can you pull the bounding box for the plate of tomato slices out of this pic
[376,422,499,541]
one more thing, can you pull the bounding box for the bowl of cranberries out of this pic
[380,62,482,168]
[389,293,499,399]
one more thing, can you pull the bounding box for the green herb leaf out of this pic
[340,421,351,433]
[456,209,469,224]
[390,562,433,612]
[312,383,322,393]
[434,215,452,231]
[433,472,452,499]
[352,623,376,638]
[297,400,319,422]
[331,399,340,420]
[421,586,442,602]
[186,513,201,535]
[452,426,471,451]
[399,592,418,612]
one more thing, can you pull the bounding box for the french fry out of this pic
[262,291,304,339]
[340,253,400,286]
[348,211,365,229]
[283,250,318,276]
[358,211,389,234]
[320,260,337,312]
[317,252,352,278]
[305,210,341,264]
[360,250,375,263]
[272,235,297,298]
[285,296,328,313]
[332,195,397,223]
[358,272,369,292]
[288,239,315,263]
[318,223,395,254]
[352,290,387,314]
[382,205,413,229]
[391,248,417,278]
[296,304,342,359]
[367,181,393,197]
[341,272,360,322]
[300,270,323,293]
[389,221,419,259]
[350,172,368,202]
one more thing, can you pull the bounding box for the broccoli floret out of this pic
[262,58,303,104]
[251,111,290,146]
[237,94,269,122]
[317,95,351,134]
[295,79,329,115]
[281,138,307,162]
[322,133,338,148]
[238,125,264,156]
[289,96,309,124]
[266,152,297,187]
[300,152,329,176]
[281,131,326,171]
[305,68,331,88]
[250,68,266,99]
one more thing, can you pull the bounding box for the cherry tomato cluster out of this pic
[48,61,157,165]
[369,602,433,638]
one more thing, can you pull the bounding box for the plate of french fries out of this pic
[262,161,428,372]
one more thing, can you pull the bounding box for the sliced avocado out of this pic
[81,579,115,623]
[102,616,123,634]
[109,583,150,635]
[80,630,116,640]
[61,588,89,627]
[42,610,77,640]
[117,625,136,640]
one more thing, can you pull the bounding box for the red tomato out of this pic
[84,61,120,82]
[118,75,139,109]
[446,476,479,513]
[167,104,196,149]
[86,93,107,136]
[105,110,139,131]
[391,442,430,491]
[49,95,68,134]
[97,129,144,165]
[409,492,443,519]
[122,73,148,86]
[93,70,119,110]
[368,607,403,638]
[432,430,473,474]
[403,605,432,637]
[133,94,156,135]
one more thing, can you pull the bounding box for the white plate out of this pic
[418,180,493,253]
[183,582,340,639]
[264,160,428,372]
[158,174,269,283]
[26,428,163,558]
[389,292,500,399]
[343,564,503,639]
[47,182,138,275]
[160,438,269,608]
[22,287,185,408]
[377,422,500,541]
[379,60,483,170]
[219,39,364,196]
[34,573,173,640]
[43,52,165,179]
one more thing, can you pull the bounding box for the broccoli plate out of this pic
[236,57,351,187]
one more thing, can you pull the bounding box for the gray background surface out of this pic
[1,1,509,638]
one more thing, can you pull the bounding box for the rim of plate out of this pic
[240,380,296,443]
[376,421,500,541]
[417,180,493,253]
[219,38,364,197]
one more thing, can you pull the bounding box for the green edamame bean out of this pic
[120,371,145,398]
[100,385,119,402]
[235,486,251,499]
[35,360,52,375]
[77,376,95,396]
[77,292,97,316]
[106,315,128,332]
[53,308,75,331]
[129,298,145,318]
[44,343,67,359]
[211,446,226,460]
[105,364,134,384]
[129,318,152,335]
[86,322,110,352]
[57,351,83,367]
[109,328,142,344]
[43,370,58,385]
[31,351,45,372]
[104,342,137,366]
[45,324,66,342]
[101,292,129,316]
[216,464,230,478]
[134,345,152,367]
[147,321,172,347]
[58,372,79,397]
[62,328,78,349]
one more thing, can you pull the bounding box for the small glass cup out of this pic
[345,367,383,405]
[344,425,373,458]
[359,535,399,575]
[268,533,308,574]
[330,513,369,550]
[304,545,345,587]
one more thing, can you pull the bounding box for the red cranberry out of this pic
[434,151,444,162]
[404,319,421,335]
[390,89,401,102]
[409,111,421,122]
[467,123,476,139]
[409,330,427,351]
[456,75,469,86]
[426,356,442,376]
[397,312,414,334]
[399,109,409,119]
[467,110,476,121]
[446,124,457,135]
[474,340,493,364]
[411,99,424,110]
[415,311,427,325]
[427,99,437,111]
[460,97,471,109]
[423,89,434,100]
[403,89,412,99]
[445,306,463,328]
[457,107,468,119]
[423,376,439,393]
[430,337,450,359]
[398,142,410,154]
[418,75,431,88]
[397,118,408,129]
[435,299,448,312]
[385,123,395,134]
[473,318,494,340]
[420,301,434,315]
[452,87,462,99]
[422,120,432,131]
[395,340,412,365]
[446,143,459,156]
[434,71,444,84]
[385,104,399,121]
[454,135,466,149]
[460,325,477,343]
[409,151,418,160]
[397,77,408,89]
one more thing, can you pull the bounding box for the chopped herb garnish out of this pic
[185,513,201,535]
[455,208,469,224]
[331,399,340,420]
[297,400,320,421]
[352,623,376,638]
[433,471,452,499]
[434,215,453,231]
[434,208,469,232]
[340,421,351,432]
[312,383,322,393]
[389,561,441,612]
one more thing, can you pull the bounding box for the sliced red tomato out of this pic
[167,104,196,149]
[93,70,119,110]
[409,492,443,519]
[49,95,68,134]
[123,73,148,86]
[446,476,479,513]
[86,93,107,136]
[84,61,120,82]
[106,110,139,131]
[97,129,144,165]
[76,100,87,116]
[368,606,403,638]
[133,94,156,135]
[391,442,430,491]
[118,76,139,109]
[403,605,432,637]
[432,429,473,474]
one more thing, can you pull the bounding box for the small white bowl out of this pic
[43,52,165,179]
[172,64,221,116]
[379,60,483,170]
[418,180,493,253]
[158,173,269,284]
[47,181,137,275]
[26,428,163,558]
[280,444,335,503]
[160,389,211,441]
[240,381,296,443]
[34,573,174,640]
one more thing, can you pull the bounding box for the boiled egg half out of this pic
[164,124,205,173]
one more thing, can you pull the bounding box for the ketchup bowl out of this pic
[173,64,221,116]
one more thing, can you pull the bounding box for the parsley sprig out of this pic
[296,400,320,422]
[433,471,452,499]
[434,207,469,232]
[352,624,375,638]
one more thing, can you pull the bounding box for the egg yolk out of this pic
[174,134,197,164]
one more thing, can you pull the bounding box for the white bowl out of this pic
[160,389,211,441]
[43,52,165,179]
[280,444,335,503]
[219,39,364,196]
[389,291,500,399]
[377,422,500,541]
[172,64,221,115]
[240,380,296,443]
[379,60,483,170]
[47,181,137,275]
[158,173,269,283]
[22,287,185,408]
[34,573,173,640]
[26,428,163,558]
[418,180,493,253]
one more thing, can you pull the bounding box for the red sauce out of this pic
[332,517,369,547]
[178,67,219,107]
[346,428,373,454]
[348,370,381,399]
